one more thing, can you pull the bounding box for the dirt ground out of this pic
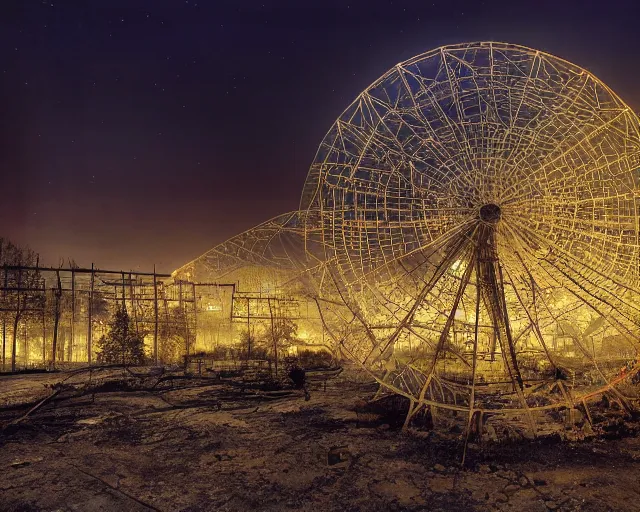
[1,368,640,512]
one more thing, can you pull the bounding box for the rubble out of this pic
[1,367,640,511]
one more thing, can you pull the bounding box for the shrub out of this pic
[97,305,145,365]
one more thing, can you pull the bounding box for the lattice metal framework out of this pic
[174,42,640,436]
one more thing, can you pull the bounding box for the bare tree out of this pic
[0,238,45,371]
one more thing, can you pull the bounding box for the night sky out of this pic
[2,0,639,273]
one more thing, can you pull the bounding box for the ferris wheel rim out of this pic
[299,41,638,212]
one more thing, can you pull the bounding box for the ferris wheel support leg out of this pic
[479,223,537,437]
[462,255,484,466]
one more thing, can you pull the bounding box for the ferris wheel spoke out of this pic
[497,231,559,369]
[506,218,640,335]
[532,258,639,395]
[498,219,639,407]
[371,223,478,363]
[505,216,640,313]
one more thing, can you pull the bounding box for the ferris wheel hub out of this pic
[479,203,501,223]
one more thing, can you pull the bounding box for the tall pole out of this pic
[247,297,251,359]
[51,270,62,369]
[153,265,158,365]
[129,272,139,334]
[87,263,94,364]
[178,282,188,357]
[41,276,46,364]
[1,319,5,372]
[268,298,277,377]
[192,282,197,354]
[12,266,23,372]
[121,272,126,308]
[1,318,5,372]
[2,265,6,371]
[179,281,189,358]
[70,268,75,362]
[41,295,46,365]
[23,322,28,368]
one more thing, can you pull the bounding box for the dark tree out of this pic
[0,238,45,371]
[97,305,145,365]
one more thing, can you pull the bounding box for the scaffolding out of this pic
[0,265,181,371]
[0,264,321,373]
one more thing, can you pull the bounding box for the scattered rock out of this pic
[519,476,530,487]
[327,445,350,468]
[495,492,509,503]
[11,461,32,468]
[433,463,447,473]
[504,484,520,494]
[478,464,491,473]
[545,500,559,510]
[10,457,43,468]
[76,417,102,425]
[496,469,517,480]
